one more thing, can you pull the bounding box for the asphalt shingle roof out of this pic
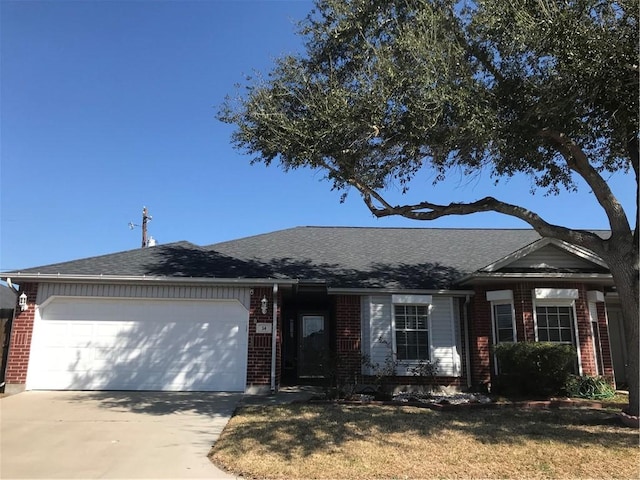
[0,284,17,310]
[6,227,549,289]
[206,227,544,289]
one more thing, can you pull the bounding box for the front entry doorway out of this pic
[280,287,334,385]
[298,314,329,378]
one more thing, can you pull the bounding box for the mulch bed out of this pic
[305,393,637,428]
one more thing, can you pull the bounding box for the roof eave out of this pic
[0,273,298,286]
[327,287,475,296]
[457,272,614,286]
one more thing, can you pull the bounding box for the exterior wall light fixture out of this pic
[18,292,28,311]
[260,296,268,315]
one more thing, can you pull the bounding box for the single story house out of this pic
[0,227,626,395]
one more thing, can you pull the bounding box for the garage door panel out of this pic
[27,298,249,392]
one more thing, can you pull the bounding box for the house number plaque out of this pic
[256,323,272,334]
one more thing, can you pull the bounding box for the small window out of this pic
[394,304,429,361]
[536,305,574,343]
[493,303,516,343]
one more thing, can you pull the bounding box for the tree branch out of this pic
[445,6,505,85]
[539,129,632,238]
[347,176,605,254]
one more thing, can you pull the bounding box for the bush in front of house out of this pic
[493,342,577,397]
[565,374,616,400]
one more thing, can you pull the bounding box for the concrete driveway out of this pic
[0,391,243,479]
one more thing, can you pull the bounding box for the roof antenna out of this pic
[128,206,153,248]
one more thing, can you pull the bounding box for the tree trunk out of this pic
[603,237,639,417]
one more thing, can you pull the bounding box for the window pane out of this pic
[497,316,512,329]
[397,345,408,360]
[394,305,429,361]
[493,303,515,343]
[536,306,574,344]
[498,329,513,342]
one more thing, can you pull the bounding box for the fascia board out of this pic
[0,273,299,286]
[480,238,606,273]
[459,272,613,283]
[327,287,475,296]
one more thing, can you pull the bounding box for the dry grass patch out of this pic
[210,403,639,479]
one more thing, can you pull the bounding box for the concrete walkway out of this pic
[0,391,243,479]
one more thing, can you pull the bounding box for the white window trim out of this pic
[490,302,517,343]
[532,289,583,375]
[391,296,432,375]
[487,290,516,344]
[588,301,603,376]
[486,289,513,302]
[392,294,433,304]
[488,290,517,375]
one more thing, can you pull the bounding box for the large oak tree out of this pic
[220,0,639,414]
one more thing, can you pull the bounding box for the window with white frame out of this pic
[394,304,429,360]
[493,304,516,343]
[391,295,432,362]
[533,288,579,347]
[535,305,574,343]
[486,290,516,344]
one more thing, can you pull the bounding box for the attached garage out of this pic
[26,297,249,392]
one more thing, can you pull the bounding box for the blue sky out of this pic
[1,0,635,271]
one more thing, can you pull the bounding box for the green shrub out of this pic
[565,374,615,399]
[494,342,577,397]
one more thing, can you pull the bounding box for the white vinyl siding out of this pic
[36,283,252,309]
[508,244,598,270]
[363,295,460,377]
[365,296,394,372]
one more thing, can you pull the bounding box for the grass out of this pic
[210,401,639,479]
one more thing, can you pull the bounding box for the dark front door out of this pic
[298,314,328,378]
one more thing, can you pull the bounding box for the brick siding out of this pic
[246,287,281,389]
[335,295,361,382]
[5,282,38,386]
[471,282,614,387]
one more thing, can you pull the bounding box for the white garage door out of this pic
[26,297,249,392]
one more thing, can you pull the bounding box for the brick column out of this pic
[597,302,614,380]
[245,287,280,393]
[335,295,361,382]
[469,289,492,387]
[5,282,38,394]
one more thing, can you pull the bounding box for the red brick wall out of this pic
[246,287,281,389]
[5,283,38,386]
[597,302,614,379]
[470,282,613,387]
[335,295,361,381]
[469,290,493,386]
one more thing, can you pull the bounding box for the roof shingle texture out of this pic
[7,227,545,289]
